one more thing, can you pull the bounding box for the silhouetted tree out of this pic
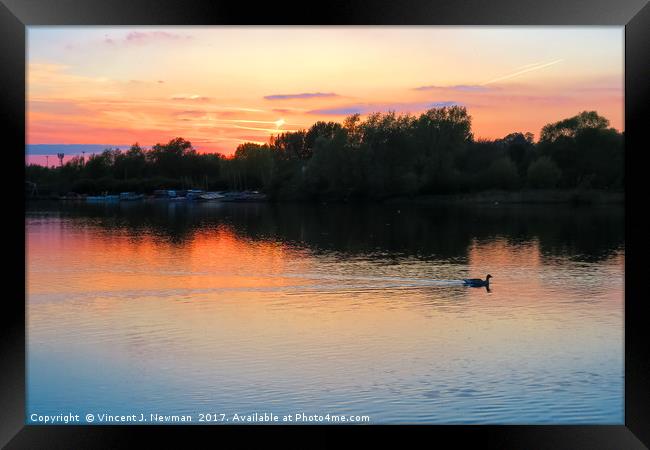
[527,156,561,188]
[538,111,623,188]
[25,108,623,199]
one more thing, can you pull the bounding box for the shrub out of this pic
[527,156,562,189]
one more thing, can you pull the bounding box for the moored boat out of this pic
[119,192,144,201]
[198,192,224,201]
[220,191,267,202]
[86,195,119,203]
[185,189,205,201]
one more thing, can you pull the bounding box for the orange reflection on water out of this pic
[26,212,625,423]
[27,221,624,357]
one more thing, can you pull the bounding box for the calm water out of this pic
[26,201,624,424]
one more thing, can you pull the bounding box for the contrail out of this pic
[514,61,549,70]
[482,59,564,85]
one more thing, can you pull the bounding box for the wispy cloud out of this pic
[127,31,190,41]
[30,100,89,115]
[172,110,208,120]
[308,101,460,115]
[171,94,211,102]
[264,92,338,100]
[104,31,192,46]
[233,125,297,134]
[271,107,308,115]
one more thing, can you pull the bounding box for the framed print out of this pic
[2,0,649,448]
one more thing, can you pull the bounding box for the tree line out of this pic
[26,107,623,200]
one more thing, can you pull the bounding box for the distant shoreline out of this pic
[385,189,624,206]
[27,189,624,206]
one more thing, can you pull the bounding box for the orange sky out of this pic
[27,27,624,159]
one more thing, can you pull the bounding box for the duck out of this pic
[463,274,492,287]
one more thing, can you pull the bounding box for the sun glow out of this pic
[26,27,623,160]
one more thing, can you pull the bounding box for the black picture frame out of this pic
[3,0,648,448]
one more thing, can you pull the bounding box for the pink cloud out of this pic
[103,31,192,46]
[171,94,211,102]
[126,31,191,42]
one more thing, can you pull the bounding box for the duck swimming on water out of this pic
[463,274,492,287]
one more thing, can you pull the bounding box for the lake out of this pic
[26,201,624,424]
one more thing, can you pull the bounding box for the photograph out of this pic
[24,25,626,427]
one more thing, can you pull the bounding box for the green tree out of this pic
[305,128,354,199]
[83,149,115,179]
[149,137,195,178]
[482,157,519,190]
[527,156,562,188]
[414,106,473,193]
[233,143,274,189]
[24,109,623,199]
[271,130,308,161]
[539,111,623,188]
[359,111,417,197]
[540,111,609,143]
[498,132,535,177]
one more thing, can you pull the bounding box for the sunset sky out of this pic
[27,26,623,164]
